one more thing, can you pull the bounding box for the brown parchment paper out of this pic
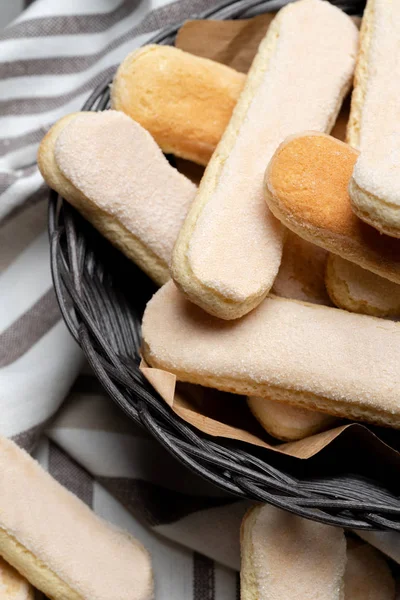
[173,15,355,182]
[140,15,400,479]
[141,361,400,475]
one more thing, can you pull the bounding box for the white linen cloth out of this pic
[1,0,398,598]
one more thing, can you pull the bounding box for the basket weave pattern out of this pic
[48,0,400,531]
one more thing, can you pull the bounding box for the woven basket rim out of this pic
[47,0,400,533]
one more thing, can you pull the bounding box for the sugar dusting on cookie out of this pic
[55,111,196,264]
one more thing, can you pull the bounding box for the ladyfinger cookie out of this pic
[251,232,335,441]
[171,0,358,320]
[348,0,400,238]
[272,232,331,306]
[38,110,196,285]
[344,544,395,600]
[240,505,346,600]
[0,436,153,600]
[326,254,400,318]
[111,45,245,167]
[0,556,34,600]
[247,397,336,441]
[356,531,400,566]
[142,281,400,429]
[265,132,400,284]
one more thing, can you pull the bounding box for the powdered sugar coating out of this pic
[0,436,153,600]
[250,506,346,600]
[143,282,400,417]
[55,111,196,265]
[187,0,358,301]
[353,1,400,205]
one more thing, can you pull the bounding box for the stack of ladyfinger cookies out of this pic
[33,1,400,597]
[38,0,400,442]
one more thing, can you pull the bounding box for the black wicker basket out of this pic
[49,0,400,532]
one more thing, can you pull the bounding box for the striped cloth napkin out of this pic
[0,0,256,597]
[0,0,399,598]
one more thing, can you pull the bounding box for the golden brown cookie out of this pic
[265,132,400,284]
[111,45,245,166]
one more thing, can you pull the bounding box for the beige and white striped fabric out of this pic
[1,1,400,598]
[0,0,249,597]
